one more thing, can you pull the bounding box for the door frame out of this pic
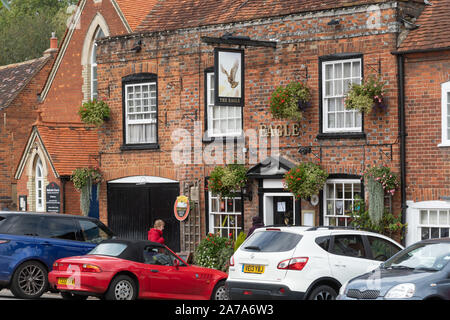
[263,192,296,226]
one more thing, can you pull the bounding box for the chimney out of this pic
[44,32,58,57]
[50,32,58,50]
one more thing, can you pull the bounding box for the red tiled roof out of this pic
[0,56,50,110]
[37,124,99,176]
[398,0,450,52]
[136,0,400,32]
[115,0,159,31]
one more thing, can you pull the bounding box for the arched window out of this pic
[35,158,44,212]
[91,27,105,100]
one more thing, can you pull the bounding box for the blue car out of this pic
[338,238,450,300]
[0,212,115,299]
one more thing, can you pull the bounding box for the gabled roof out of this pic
[135,0,407,33]
[398,0,450,52]
[0,56,50,110]
[114,0,159,31]
[15,122,99,179]
[247,156,296,178]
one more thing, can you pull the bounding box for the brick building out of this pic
[0,39,56,211]
[96,0,429,251]
[393,0,450,245]
[14,0,151,216]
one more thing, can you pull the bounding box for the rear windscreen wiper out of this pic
[244,245,261,251]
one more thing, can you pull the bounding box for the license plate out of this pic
[242,264,265,274]
[57,278,75,286]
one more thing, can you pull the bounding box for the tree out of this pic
[0,0,77,66]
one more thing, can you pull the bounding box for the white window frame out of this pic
[322,58,362,133]
[208,192,242,240]
[323,179,362,227]
[206,72,242,138]
[406,200,450,246]
[35,158,44,212]
[124,82,157,145]
[439,81,450,147]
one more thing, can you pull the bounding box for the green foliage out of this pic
[269,82,311,121]
[208,164,247,198]
[348,198,407,239]
[0,0,76,66]
[78,99,111,127]
[345,76,385,113]
[194,233,233,272]
[234,231,247,252]
[71,167,102,191]
[283,162,328,199]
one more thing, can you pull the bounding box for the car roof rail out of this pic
[305,225,362,231]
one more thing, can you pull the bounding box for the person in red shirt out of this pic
[148,219,165,244]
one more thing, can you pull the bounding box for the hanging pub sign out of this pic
[174,195,190,222]
[214,48,244,107]
[46,182,61,213]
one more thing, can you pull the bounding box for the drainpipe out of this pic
[396,53,407,245]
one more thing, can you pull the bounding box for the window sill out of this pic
[120,143,160,151]
[437,142,450,148]
[202,135,245,144]
[316,132,366,140]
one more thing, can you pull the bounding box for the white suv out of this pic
[226,226,403,300]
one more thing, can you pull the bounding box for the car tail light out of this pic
[229,255,235,267]
[277,257,309,271]
[81,264,102,273]
[53,262,62,271]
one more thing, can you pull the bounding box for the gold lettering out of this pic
[284,124,291,137]
[259,125,268,137]
[267,125,274,137]
[292,124,300,136]
[275,124,283,136]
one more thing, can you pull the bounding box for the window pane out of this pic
[420,210,428,224]
[439,211,448,225]
[429,210,438,225]
[431,228,440,239]
[421,227,430,240]
[441,228,449,238]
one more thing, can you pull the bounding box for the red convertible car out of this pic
[48,239,228,300]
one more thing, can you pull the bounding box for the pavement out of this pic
[0,288,98,300]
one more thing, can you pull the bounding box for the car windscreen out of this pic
[383,242,450,271]
[242,231,302,252]
[0,216,8,233]
[88,243,127,257]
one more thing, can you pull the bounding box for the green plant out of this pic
[345,76,386,113]
[194,233,233,271]
[348,198,407,239]
[364,165,400,196]
[71,167,102,216]
[234,231,247,252]
[78,98,111,127]
[283,162,328,199]
[208,164,248,198]
[269,82,311,121]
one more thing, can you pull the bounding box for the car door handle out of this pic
[151,269,159,273]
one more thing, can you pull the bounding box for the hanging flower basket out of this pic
[363,165,400,196]
[78,98,111,127]
[283,162,328,199]
[269,82,311,121]
[344,76,386,113]
[71,167,102,216]
[208,164,248,198]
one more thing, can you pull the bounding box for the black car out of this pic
[0,211,115,299]
[338,238,450,300]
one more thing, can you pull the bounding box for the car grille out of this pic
[347,289,380,300]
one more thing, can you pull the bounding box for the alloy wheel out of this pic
[17,264,46,297]
[213,283,229,300]
[114,279,134,300]
[313,290,335,300]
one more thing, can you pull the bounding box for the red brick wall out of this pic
[97,3,406,234]
[40,0,128,123]
[404,50,450,202]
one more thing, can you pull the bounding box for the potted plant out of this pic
[344,76,386,113]
[283,162,328,199]
[193,233,233,272]
[269,81,311,121]
[78,98,111,127]
[71,167,102,216]
[208,164,248,198]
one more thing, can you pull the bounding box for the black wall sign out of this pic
[46,182,60,213]
[214,48,245,107]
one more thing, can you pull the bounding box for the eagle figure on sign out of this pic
[220,60,239,89]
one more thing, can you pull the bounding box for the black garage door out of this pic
[107,182,180,252]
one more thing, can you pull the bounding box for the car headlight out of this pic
[385,283,415,299]
[339,281,349,296]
